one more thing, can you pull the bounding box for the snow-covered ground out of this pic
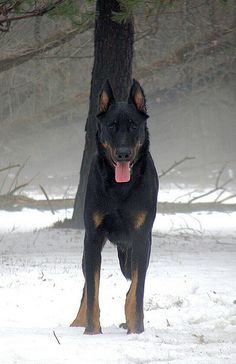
[0,210,236,363]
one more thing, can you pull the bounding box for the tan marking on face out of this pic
[131,142,142,165]
[125,269,144,333]
[102,142,108,149]
[100,91,109,112]
[134,89,146,112]
[134,211,147,230]
[70,284,87,327]
[93,212,104,228]
[102,143,116,165]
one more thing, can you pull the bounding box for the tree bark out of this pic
[72,0,134,228]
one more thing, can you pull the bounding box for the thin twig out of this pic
[9,182,30,195]
[189,183,234,203]
[174,188,197,202]
[218,193,236,204]
[214,189,225,203]
[0,0,66,31]
[189,186,221,204]
[53,330,61,345]
[0,163,21,193]
[188,164,233,204]
[39,185,55,215]
[9,173,39,195]
[216,163,227,188]
[159,156,195,179]
[0,168,10,194]
[7,157,30,193]
[0,164,20,173]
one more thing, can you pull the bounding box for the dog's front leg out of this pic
[71,232,103,334]
[125,233,151,334]
[83,232,103,335]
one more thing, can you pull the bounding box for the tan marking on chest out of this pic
[93,212,104,228]
[134,211,147,230]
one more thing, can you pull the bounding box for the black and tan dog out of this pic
[71,79,159,334]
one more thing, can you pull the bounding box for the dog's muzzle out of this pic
[113,148,133,183]
[102,143,140,183]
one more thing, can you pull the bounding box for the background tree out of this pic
[72,0,134,227]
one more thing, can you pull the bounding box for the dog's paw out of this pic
[119,322,128,330]
[84,325,102,335]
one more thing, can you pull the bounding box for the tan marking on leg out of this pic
[92,270,101,333]
[93,212,104,229]
[134,211,147,230]
[84,270,101,335]
[71,272,101,333]
[70,284,87,327]
[125,269,144,333]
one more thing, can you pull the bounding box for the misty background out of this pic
[0,0,235,200]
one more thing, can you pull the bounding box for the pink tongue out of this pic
[115,162,130,183]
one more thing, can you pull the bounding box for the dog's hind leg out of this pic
[117,247,132,280]
[117,247,132,330]
[124,234,151,334]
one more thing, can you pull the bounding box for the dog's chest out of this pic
[101,204,146,248]
[104,210,132,247]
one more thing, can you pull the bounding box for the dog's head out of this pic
[96,79,149,183]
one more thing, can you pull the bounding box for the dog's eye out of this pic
[129,120,138,131]
[108,121,117,131]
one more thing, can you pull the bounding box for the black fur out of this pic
[72,79,159,334]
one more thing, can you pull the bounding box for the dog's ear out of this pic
[98,79,115,113]
[128,79,147,114]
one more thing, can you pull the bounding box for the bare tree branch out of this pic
[188,164,233,204]
[159,156,195,179]
[8,173,39,195]
[0,0,66,31]
[0,164,20,173]
[9,182,31,195]
[53,330,61,345]
[39,185,55,215]
[0,20,93,73]
[218,193,236,204]
[7,157,30,193]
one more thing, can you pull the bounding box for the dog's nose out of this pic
[115,148,132,161]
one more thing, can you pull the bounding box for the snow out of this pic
[0,208,72,233]
[1,208,236,236]
[0,209,236,363]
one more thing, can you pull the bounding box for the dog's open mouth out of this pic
[102,143,136,183]
[111,161,134,183]
[115,161,131,183]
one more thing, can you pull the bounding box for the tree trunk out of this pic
[72,0,134,228]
